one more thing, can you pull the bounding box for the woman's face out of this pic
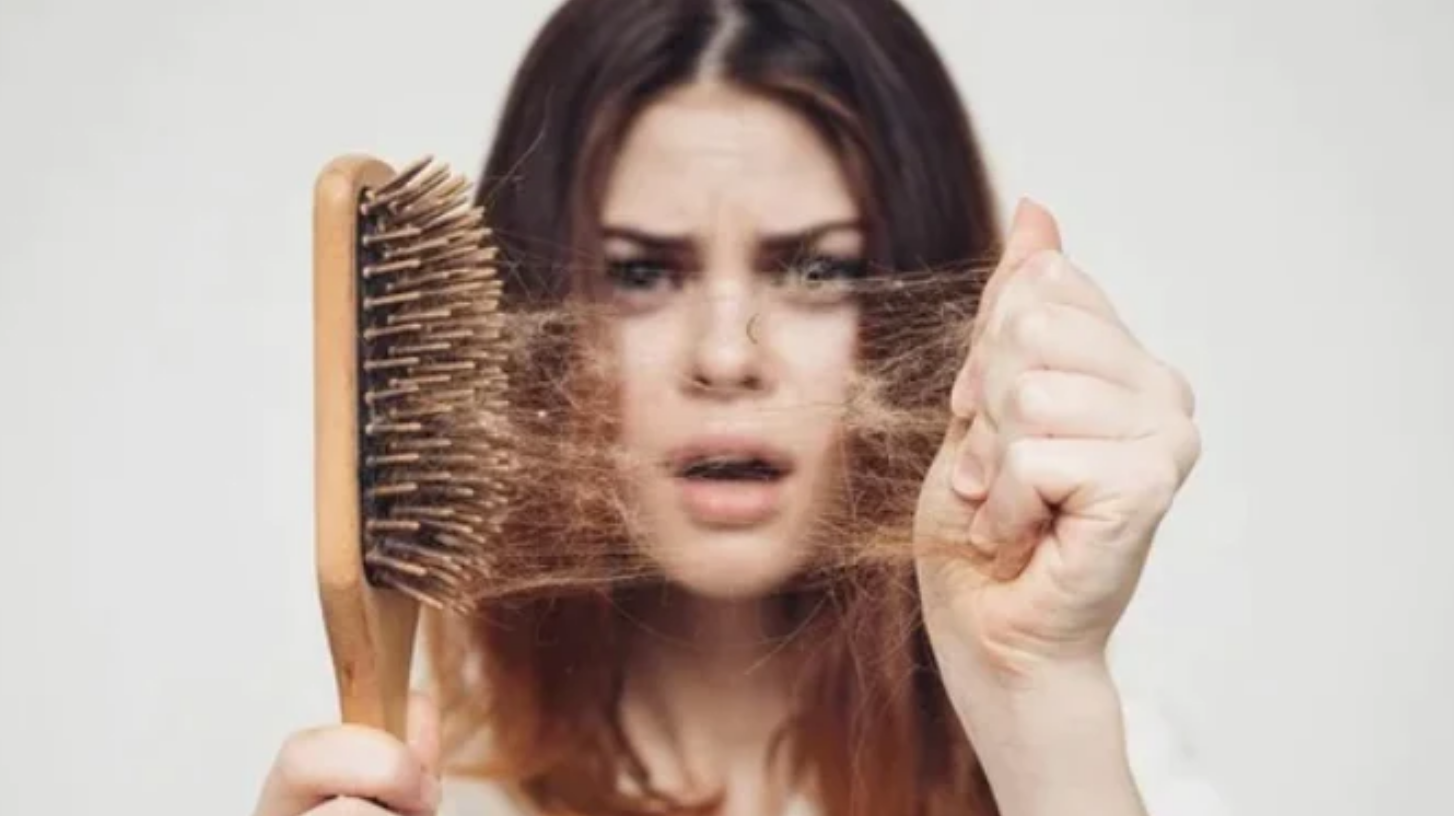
[596,82,864,599]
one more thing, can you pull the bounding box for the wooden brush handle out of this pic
[312,155,420,740]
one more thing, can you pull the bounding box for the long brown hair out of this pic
[425,1,1005,813]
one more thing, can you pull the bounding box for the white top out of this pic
[436,691,1233,816]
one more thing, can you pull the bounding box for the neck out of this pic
[618,584,810,808]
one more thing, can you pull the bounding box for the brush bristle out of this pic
[354,156,511,611]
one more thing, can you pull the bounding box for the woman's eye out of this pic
[605,259,675,292]
[779,255,866,291]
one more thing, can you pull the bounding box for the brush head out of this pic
[313,154,511,733]
[350,156,511,612]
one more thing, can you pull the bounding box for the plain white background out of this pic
[1,0,1451,814]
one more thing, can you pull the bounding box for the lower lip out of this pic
[675,476,787,527]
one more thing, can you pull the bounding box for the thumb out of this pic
[953,199,1065,414]
[1000,197,1063,273]
[969,198,1064,346]
[406,690,442,778]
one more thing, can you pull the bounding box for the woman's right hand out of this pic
[252,692,442,816]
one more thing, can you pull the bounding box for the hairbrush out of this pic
[312,154,509,738]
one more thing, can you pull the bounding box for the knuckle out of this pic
[1006,305,1054,350]
[325,726,418,795]
[274,730,320,789]
[1136,455,1182,511]
[1001,438,1039,480]
[1020,248,1065,279]
[1007,372,1053,427]
[1175,372,1197,416]
[1156,360,1196,415]
[1174,418,1203,470]
[378,747,420,795]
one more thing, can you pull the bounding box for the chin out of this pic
[643,524,814,600]
[623,454,841,600]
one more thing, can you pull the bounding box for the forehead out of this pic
[600,83,858,234]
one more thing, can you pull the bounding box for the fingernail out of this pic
[952,451,987,500]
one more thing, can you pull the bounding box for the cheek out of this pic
[783,311,859,406]
[611,318,678,443]
[774,311,859,488]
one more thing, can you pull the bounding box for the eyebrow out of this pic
[600,219,863,252]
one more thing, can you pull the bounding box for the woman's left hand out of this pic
[913,199,1201,701]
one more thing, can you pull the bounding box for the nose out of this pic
[683,281,769,397]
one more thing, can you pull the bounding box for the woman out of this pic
[256,0,1204,814]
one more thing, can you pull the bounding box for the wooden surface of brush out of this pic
[313,154,509,739]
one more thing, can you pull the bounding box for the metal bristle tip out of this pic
[355,157,510,610]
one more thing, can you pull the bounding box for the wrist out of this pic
[954,662,1147,816]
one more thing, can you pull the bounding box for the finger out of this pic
[956,252,1125,423]
[954,251,1123,421]
[980,302,1181,419]
[950,344,984,420]
[968,438,1184,582]
[988,248,1125,333]
[307,797,402,816]
[991,370,1157,443]
[982,254,1195,418]
[967,441,1055,581]
[918,416,980,556]
[406,691,442,778]
[259,726,440,816]
[952,411,1000,503]
[958,342,1155,496]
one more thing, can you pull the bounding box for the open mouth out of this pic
[668,443,794,526]
[677,455,787,482]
